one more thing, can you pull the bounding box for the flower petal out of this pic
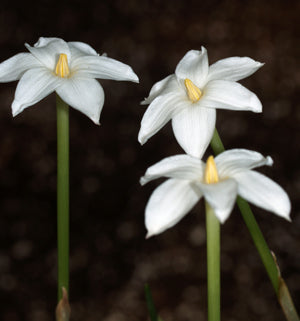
[0,53,41,82]
[197,179,238,223]
[25,38,71,70]
[33,37,63,47]
[171,105,216,158]
[56,77,104,124]
[145,179,202,237]
[71,55,139,82]
[68,41,98,59]
[140,154,204,185]
[207,57,264,82]
[141,74,178,105]
[215,149,273,178]
[175,47,209,88]
[138,92,185,144]
[234,170,291,220]
[12,68,60,116]
[201,80,262,112]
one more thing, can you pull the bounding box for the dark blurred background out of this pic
[0,0,299,320]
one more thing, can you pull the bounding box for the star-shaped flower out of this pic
[138,48,263,157]
[0,37,139,124]
[141,149,291,237]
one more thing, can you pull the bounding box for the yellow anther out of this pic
[55,53,70,78]
[184,78,202,102]
[204,156,219,184]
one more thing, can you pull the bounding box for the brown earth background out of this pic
[0,0,299,320]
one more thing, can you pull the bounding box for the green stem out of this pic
[210,128,300,320]
[56,95,69,301]
[210,128,278,292]
[236,197,278,292]
[206,201,221,321]
[210,128,225,155]
[145,284,161,321]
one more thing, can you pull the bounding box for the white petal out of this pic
[33,37,63,47]
[171,105,216,158]
[145,179,202,237]
[201,80,262,113]
[0,53,41,82]
[25,38,71,70]
[71,55,139,82]
[207,57,264,82]
[12,68,60,116]
[68,42,98,59]
[234,171,291,220]
[197,179,238,223]
[141,154,204,185]
[141,74,178,105]
[175,47,209,88]
[56,77,104,125]
[138,92,185,144]
[215,149,273,178]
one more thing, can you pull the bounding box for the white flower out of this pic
[0,37,139,124]
[138,48,263,158]
[141,149,291,237]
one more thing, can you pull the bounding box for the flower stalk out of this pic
[144,284,163,321]
[57,94,69,301]
[210,128,299,321]
[206,201,221,321]
[236,196,278,292]
[210,128,278,290]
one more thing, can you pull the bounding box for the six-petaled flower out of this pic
[141,149,291,237]
[138,48,263,158]
[0,37,139,124]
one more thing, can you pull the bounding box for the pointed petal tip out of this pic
[137,132,147,145]
[12,101,22,117]
[12,109,18,117]
[215,212,228,224]
[282,203,292,222]
[133,74,139,83]
[139,140,146,146]
[127,70,139,83]
[285,215,292,223]
[210,199,235,224]
[200,45,207,53]
[256,106,263,113]
[278,208,292,222]
[251,96,263,113]
[266,156,273,166]
[88,116,101,125]
[88,117,100,125]
[140,176,147,186]
[145,231,154,239]
[24,43,33,52]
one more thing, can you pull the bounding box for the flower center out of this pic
[204,156,219,184]
[55,53,70,78]
[184,78,202,102]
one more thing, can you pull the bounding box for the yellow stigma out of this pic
[204,156,219,184]
[184,78,202,102]
[55,53,70,78]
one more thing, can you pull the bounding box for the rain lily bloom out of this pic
[141,149,291,237]
[0,37,139,124]
[138,48,263,157]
